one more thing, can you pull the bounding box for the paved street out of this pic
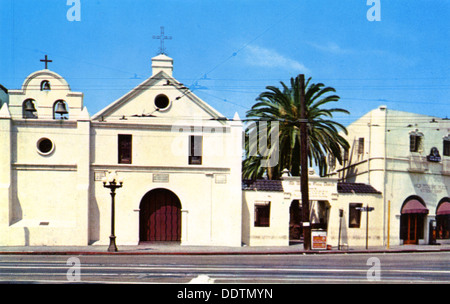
[0,251,449,284]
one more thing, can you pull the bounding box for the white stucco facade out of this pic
[241,170,384,248]
[333,106,450,246]
[3,60,443,250]
[0,55,243,247]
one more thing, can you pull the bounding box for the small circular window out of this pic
[37,138,54,155]
[154,94,170,110]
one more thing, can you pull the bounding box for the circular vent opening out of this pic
[37,138,54,155]
[155,94,170,110]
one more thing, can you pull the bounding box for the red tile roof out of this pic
[242,179,284,192]
[337,182,381,194]
[242,180,381,195]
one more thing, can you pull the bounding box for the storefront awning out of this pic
[437,202,450,215]
[401,199,429,214]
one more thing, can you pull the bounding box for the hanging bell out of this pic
[55,101,69,115]
[24,100,37,112]
[41,81,51,91]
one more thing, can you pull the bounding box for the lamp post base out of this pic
[108,235,118,252]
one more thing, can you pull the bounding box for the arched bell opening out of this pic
[53,100,69,120]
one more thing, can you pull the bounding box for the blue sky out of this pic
[1,0,449,125]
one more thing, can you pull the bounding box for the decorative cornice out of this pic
[92,164,230,174]
[13,163,77,171]
[13,119,78,128]
[91,121,230,132]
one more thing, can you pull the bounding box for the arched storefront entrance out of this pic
[436,198,450,240]
[139,188,182,242]
[400,196,429,245]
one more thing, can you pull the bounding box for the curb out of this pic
[1,248,450,256]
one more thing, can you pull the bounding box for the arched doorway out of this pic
[139,188,182,242]
[400,196,428,245]
[436,198,450,240]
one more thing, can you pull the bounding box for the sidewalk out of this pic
[1,242,450,255]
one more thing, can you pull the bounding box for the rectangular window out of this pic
[410,134,422,152]
[358,137,365,155]
[255,202,271,227]
[444,139,450,156]
[349,203,363,228]
[328,154,336,168]
[118,134,132,164]
[343,148,349,163]
[189,135,202,165]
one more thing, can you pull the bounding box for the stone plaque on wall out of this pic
[153,173,169,183]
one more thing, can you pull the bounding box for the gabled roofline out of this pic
[92,72,163,120]
[92,70,226,121]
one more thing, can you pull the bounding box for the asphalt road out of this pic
[0,252,449,284]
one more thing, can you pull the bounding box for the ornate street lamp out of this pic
[102,171,123,252]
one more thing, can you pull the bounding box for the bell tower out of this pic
[7,60,84,120]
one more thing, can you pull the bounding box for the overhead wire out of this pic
[3,17,448,122]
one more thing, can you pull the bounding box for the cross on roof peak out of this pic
[40,55,52,69]
[152,26,172,55]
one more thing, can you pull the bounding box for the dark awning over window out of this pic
[401,199,429,214]
[437,202,450,215]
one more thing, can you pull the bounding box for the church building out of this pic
[0,54,243,247]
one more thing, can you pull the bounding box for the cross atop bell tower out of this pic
[152,26,172,55]
[40,55,52,70]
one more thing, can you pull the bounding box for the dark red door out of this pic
[140,189,181,242]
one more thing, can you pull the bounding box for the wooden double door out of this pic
[139,189,181,242]
[400,214,425,245]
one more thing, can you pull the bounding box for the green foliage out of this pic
[242,75,350,180]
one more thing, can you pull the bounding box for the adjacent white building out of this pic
[242,169,383,248]
[332,106,450,245]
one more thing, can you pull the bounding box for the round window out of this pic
[37,138,54,155]
[154,94,170,110]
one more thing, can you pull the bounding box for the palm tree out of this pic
[242,75,350,179]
